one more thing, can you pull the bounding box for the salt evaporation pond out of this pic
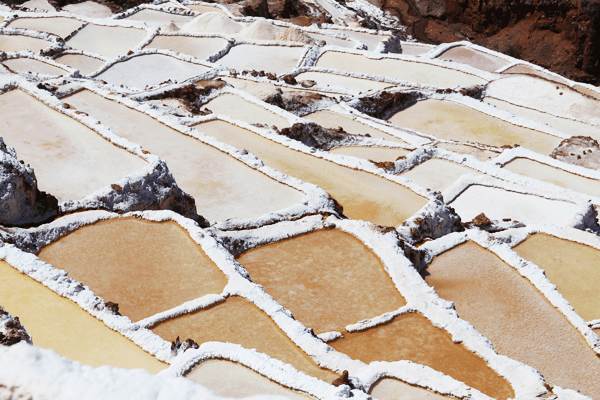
[436,143,499,162]
[306,110,407,143]
[329,312,514,400]
[513,233,600,322]
[424,241,600,399]
[501,63,570,85]
[185,4,227,13]
[96,54,209,88]
[2,58,66,76]
[370,379,452,400]
[388,100,562,155]
[449,185,580,226]
[236,229,406,334]
[0,261,167,372]
[66,24,147,58]
[503,157,600,198]
[65,90,303,222]
[0,34,50,53]
[320,28,387,51]
[7,17,84,38]
[217,44,305,75]
[195,119,428,227]
[151,296,338,382]
[143,35,228,60]
[55,53,105,75]
[400,43,432,55]
[329,146,410,163]
[400,159,479,193]
[187,360,311,399]
[37,218,228,322]
[0,89,146,201]
[123,9,194,26]
[204,93,291,129]
[437,46,508,72]
[316,51,485,88]
[294,71,391,93]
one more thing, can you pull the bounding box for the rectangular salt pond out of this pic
[151,296,338,382]
[7,17,84,38]
[55,54,105,75]
[329,312,514,400]
[235,229,406,334]
[3,58,66,76]
[401,159,479,193]
[513,233,600,322]
[294,71,391,93]
[0,89,147,201]
[203,93,291,129]
[436,143,499,162]
[504,157,600,198]
[185,4,227,13]
[66,24,147,58]
[194,119,428,227]
[437,46,508,73]
[424,241,600,399]
[96,54,209,89]
[320,29,387,51]
[448,185,580,226]
[306,110,407,143]
[0,261,167,373]
[187,360,310,399]
[217,44,305,75]
[329,146,410,163]
[388,100,563,155]
[0,35,50,53]
[64,90,303,222]
[370,379,452,400]
[316,51,486,88]
[123,9,194,27]
[37,218,228,322]
[143,35,228,60]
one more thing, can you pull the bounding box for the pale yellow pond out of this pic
[438,46,508,73]
[67,24,147,58]
[294,71,391,93]
[401,159,479,193]
[144,35,228,60]
[370,379,453,400]
[204,93,290,129]
[3,58,66,76]
[7,17,84,38]
[329,146,410,163]
[0,35,50,53]
[55,53,105,75]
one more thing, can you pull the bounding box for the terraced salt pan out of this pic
[574,84,600,101]
[436,143,499,162]
[486,75,600,125]
[424,241,600,399]
[187,360,310,399]
[437,46,508,73]
[236,229,406,334]
[204,93,291,128]
[322,29,387,51]
[308,32,353,48]
[401,159,479,193]
[185,4,227,13]
[503,158,600,198]
[329,312,514,400]
[306,110,407,143]
[388,100,563,155]
[152,296,338,382]
[294,71,391,93]
[0,89,146,201]
[329,146,410,163]
[370,379,452,400]
[316,52,485,88]
[0,34,50,53]
[65,90,303,222]
[3,58,66,76]
[485,97,600,141]
[37,218,228,322]
[217,45,305,75]
[513,234,600,322]
[195,120,428,226]
[0,261,167,373]
[501,64,569,85]
[123,9,194,26]
[143,35,228,60]
[400,43,431,56]
[63,1,113,18]
[96,54,209,88]
[449,186,580,226]
[66,24,147,58]
[55,54,105,75]
[7,17,84,38]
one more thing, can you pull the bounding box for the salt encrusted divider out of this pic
[71,82,341,230]
[137,294,225,329]
[425,41,518,65]
[112,3,200,21]
[316,331,343,343]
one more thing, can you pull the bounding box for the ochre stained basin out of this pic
[194,119,428,227]
[187,360,311,399]
[316,51,486,88]
[370,379,452,400]
[400,159,479,193]
[513,233,600,322]
[7,17,84,38]
[63,90,303,223]
[37,218,228,322]
[329,146,410,163]
[55,54,105,75]
[235,229,406,333]
[203,93,291,129]
[217,45,305,75]
[437,46,508,73]
[66,24,147,58]
[388,100,562,155]
[424,241,600,399]
[306,110,407,143]
[328,312,514,400]
[0,34,50,53]
[143,35,228,60]
[0,89,146,201]
[3,58,66,76]
[151,296,338,382]
[0,261,167,372]
[436,143,499,162]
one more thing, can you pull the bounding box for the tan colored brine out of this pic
[370,379,453,400]
[204,93,291,129]
[400,159,479,193]
[329,146,410,163]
